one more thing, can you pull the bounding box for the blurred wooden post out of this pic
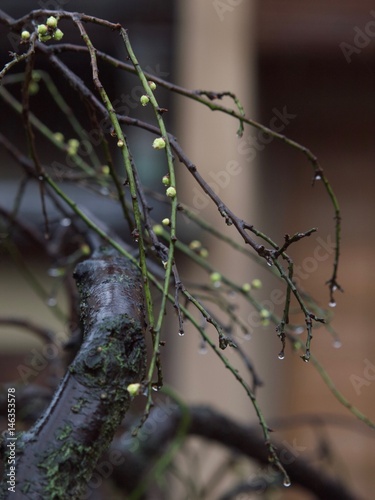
[170,1,279,420]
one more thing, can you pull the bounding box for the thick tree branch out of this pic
[1,248,146,499]
[111,405,361,500]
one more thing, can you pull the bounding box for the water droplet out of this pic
[100,187,110,196]
[213,281,221,288]
[278,351,285,360]
[333,339,342,349]
[151,384,160,392]
[294,326,304,335]
[198,342,207,355]
[266,259,273,267]
[329,300,336,308]
[243,332,252,341]
[47,297,57,307]
[178,330,184,337]
[38,175,44,181]
[314,174,322,181]
[332,285,338,291]
[60,217,71,227]
[283,478,291,487]
[48,267,64,278]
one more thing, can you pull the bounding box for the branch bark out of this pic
[110,405,361,500]
[1,248,146,499]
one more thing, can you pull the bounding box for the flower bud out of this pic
[46,16,58,29]
[149,81,157,90]
[162,175,170,186]
[162,218,170,226]
[21,30,30,41]
[37,24,48,35]
[127,383,141,397]
[153,224,163,235]
[210,272,221,283]
[166,186,176,198]
[53,29,64,41]
[152,137,166,150]
[140,95,150,106]
[251,279,262,289]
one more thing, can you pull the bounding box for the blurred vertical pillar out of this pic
[170,2,278,421]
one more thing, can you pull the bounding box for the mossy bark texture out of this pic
[2,248,146,499]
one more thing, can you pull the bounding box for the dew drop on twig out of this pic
[294,326,304,335]
[332,339,342,349]
[198,342,207,355]
[178,330,185,337]
[278,351,285,360]
[60,217,71,227]
[329,300,336,308]
[283,478,291,487]
[46,297,57,307]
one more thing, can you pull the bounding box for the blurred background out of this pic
[0,1,374,499]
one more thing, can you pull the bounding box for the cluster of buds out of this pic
[24,16,64,43]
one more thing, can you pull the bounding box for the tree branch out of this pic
[1,248,146,499]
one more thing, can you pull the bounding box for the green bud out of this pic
[166,186,176,198]
[260,309,270,319]
[251,278,262,289]
[53,132,64,143]
[189,240,201,250]
[199,248,209,258]
[53,29,64,41]
[127,383,141,397]
[102,165,110,175]
[21,30,30,41]
[153,224,163,235]
[140,95,150,106]
[152,137,166,150]
[46,16,58,29]
[162,175,170,186]
[67,138,79,156]
[149,81,157,90]
[117,139,124,148]
[162,218,170,226]
[37,24,48,35]
[210,272,221,283]
[242,283,251,292]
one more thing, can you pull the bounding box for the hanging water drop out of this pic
[213,280,221,288]
[333,339,342,349]
[278,351,285,360]
[266,259,273,267]
[198,342,207,355]
[47,297,57,307]
[314,174,322,181]
[178,330,185,337]
[283,478,291,487]
[294,326,304,335]
[329,300,336,308]
[60,217,71,227]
